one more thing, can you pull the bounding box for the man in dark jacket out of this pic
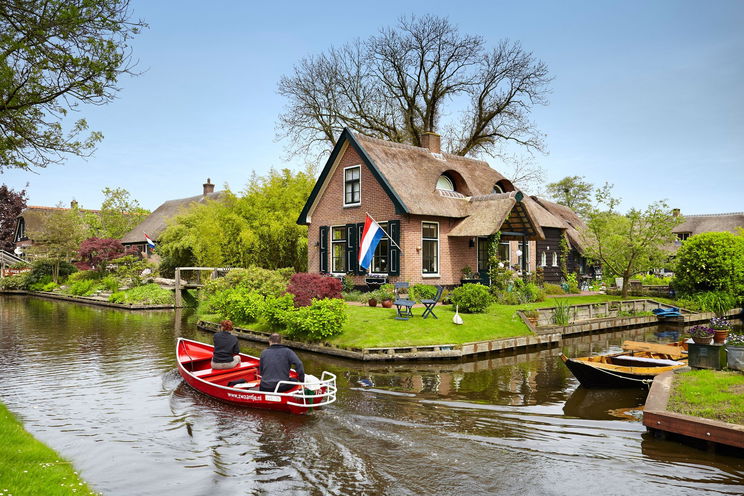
[259,333,305,392]
[211,320,240,369]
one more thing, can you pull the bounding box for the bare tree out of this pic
[277,15,551,161]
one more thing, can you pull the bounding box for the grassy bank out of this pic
[227,294,639,349]
[0,403,98,496]
[667,370,744,425]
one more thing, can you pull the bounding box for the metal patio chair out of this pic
[421,285,444,319]
[393,282,415,320]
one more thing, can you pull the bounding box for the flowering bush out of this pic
[688,325,715,339]
[710,317,732,330]
[727,333,744,347]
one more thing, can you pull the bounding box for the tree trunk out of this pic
[621,270,631,298]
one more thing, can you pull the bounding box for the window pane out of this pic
[498,242,509,261]
[477,238,489,271]
[422,240,438,273]
[332,227,346,241]
[332,244,346,273]
[422,222,438,239]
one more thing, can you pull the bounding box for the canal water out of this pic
[0,295,742,495]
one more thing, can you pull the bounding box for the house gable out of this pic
[297,128,408,225]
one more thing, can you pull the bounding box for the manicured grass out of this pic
[0,403,98,496]
[667,370,744,425]
[326,295,642,348]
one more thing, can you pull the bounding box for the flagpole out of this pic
[365,212,402,251]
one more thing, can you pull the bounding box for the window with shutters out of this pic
[371,222,389,274]
[343,166,361,206]
[331,226,347,273]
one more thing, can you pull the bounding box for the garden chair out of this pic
[421,285,444,319]
[394,282,415,320]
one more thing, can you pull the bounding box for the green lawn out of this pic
[325,294,645,348]
[0,403,98,496]
[667,370,744,425]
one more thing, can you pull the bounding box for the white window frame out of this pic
[343,165,361,207]
[421,221,440,277]
[330,225,347,274]
[552,251,558,267]
[540,251,547,267]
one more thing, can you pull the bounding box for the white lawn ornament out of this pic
[453,305,464,325]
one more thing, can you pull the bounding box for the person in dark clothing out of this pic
[259,333,305,392]
[211,320,240,369]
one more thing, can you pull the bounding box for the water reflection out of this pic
[1,295,743,495]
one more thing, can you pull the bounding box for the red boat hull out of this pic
[176,338,335,415]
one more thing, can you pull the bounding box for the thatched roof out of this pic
[529,197,589,253]
[672,212,744,235]
[16,206,100,240]
[120,192,223,244]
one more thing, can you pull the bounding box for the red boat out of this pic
[176,338,337,415]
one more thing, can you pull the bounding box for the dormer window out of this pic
[436,174,455,192]
[493,183,504,194]
[494,179,516,194]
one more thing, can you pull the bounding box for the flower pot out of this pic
[692,337,713,345]
[727,346,744,371]
[368,298,378,307]
[713,330,729,344]
[381,299,393,308]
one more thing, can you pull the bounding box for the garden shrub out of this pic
[0,272,30,289]
[340,275,355,293]
[674,232,744,295]
[285,298,347,341]
[41,281,59,292]
[27,259,76,286]
[100,276,120,292]
[543,283,565,295]
[565,273,580,294]
[66,279,98,296]
[108,284,174,305]
[264,293,296,329]
[28,275,53,291]
[676,291,737,315]
[286,273,342,307]
[450,284,492,313]
[410,284,437,302]
[209,287,265,323]
[201,266,289,299]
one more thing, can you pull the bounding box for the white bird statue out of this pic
[453,305,464,325]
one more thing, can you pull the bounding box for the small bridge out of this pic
[174,267,232,307]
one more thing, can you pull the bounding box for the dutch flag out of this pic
[358,215,384,271]
[144,233,156,249]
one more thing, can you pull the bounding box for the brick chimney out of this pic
[672,208,681,217]
[420,132,441,154]
[70,199,78,209]
[203,178,215,196]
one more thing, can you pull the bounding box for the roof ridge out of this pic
[682,212,744,217]
[26,205,100,213]
[352,130,490,166]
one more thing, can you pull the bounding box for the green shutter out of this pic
[319,226,328,273]
[356,222,365,275]
[389,220,400,276]
[346,223,358,274]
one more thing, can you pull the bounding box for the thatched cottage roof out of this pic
[121,189,223,244]
[529,197,589,253]
[672,212,744,236]
[15,205,99,243]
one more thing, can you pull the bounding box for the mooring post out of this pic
[175,268,182,308]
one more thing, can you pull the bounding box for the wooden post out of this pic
[175,268,182,308]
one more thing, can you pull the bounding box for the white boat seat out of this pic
[615,355,682,366]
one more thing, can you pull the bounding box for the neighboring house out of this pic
[121,179,221,258]
[14,202,99,257]
[671,209,744,244]
[297,128,587,286]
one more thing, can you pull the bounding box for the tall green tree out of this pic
[27,204,89,282]
[84,187,149,239]
[157,168,315,273]
[0,0,146,171]
[545,176,594,218]
[674,231,744,296]
[583,198,683,298]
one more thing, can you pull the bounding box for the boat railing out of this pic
[279,371,337,408]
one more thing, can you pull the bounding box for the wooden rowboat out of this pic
[560,341,688,388]
[176,338,337,414]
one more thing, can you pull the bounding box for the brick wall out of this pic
[307,144,479,286]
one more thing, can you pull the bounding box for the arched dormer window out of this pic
[436,174,455,192]
[494,179,516,194]
[493,183,504,194]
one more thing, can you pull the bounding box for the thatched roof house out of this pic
[121,179,222,255]
[672,210,744,241]
[14,203,99,252]
[298,128,587,285]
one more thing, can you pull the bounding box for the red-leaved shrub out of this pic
[286,273,342,307]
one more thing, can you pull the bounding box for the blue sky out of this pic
[3,0,743,215]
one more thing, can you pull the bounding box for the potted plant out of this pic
[726,333,744,371]
[378,284,395,308]
[710,317,732,344]
[367,289,379,307]
[688,325,715,345]
[461,265,479,284]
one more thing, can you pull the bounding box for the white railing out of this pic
[281,371,338,408]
